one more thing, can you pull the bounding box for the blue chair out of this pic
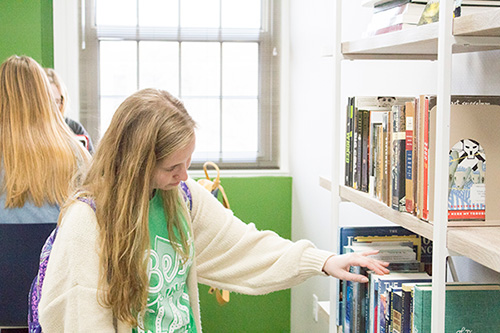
[0,223,56,329]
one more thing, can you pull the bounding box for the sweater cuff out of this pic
[300,247,335,276]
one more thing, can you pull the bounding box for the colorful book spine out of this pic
[361,109,371,193]
[401,283,417,333]
[352,103,361,190]
[391,104,406,211]
[389,287,403,333]
[404,100,415,214]
[422,97,429,220]
[345,97,354,187]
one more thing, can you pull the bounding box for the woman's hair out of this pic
[80,88,196,326]
[44,67,68,115]
[0,55,89,208]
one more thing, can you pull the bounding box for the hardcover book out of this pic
[391,104,407,212]
[428,95,500,223]
[345,97,354,187]
[404,100,415,214]
[413,283,500,333]
[448,139,486,220]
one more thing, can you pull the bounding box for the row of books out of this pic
[362,0,500,36]
[337,226,433,329]
[344,95,500,222]
[352,275,500,333]
[339,226,500,332]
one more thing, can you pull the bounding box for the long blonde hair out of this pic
[80,88,196,326]
[0,55,89,208]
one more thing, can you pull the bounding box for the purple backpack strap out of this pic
[28,196,96,332]
[77,196,97,212]
[180,181,193,211]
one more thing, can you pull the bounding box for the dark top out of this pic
[65,117,95,154]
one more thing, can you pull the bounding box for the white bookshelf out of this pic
[328,3,500,333]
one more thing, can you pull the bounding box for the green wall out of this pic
[197,176,292,333]
[0,0,53,67]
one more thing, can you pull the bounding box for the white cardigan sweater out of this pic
[39,179,333,332]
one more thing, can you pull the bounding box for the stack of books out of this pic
[364,0,428,36]
[337,226,433,331]
[361,0,500,35]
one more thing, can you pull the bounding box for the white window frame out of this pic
[71,0,282,170]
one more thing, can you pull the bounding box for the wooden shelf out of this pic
[448,227,500,272]
[342,9,500,59]
[339,185,434,240]
[339,185,500,273]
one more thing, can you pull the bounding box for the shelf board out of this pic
[339,185,434,240]
[342,9,500,59]
[339,185,500,273]
[448,227,500,272]
[454,8,500,36]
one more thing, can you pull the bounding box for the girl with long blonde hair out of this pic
[0,55,90,221]
[39,88,389,332]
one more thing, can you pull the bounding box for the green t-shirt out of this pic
[133,191,196,333]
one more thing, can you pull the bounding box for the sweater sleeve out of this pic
[185,178,333,295]
[38,201,117,332]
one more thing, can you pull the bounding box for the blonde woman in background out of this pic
[0,55,90,222]
[44,67,95,154]
[39,88,389,333]
[0,55,90,329]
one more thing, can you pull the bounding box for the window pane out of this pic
[181,42,220,96]
[222,42,258,97]
[100,96,127,135]
[222,99,258,152]
[139,42,179,95]
[180,0,219,28]
[221,0,261,28]
[96,0,137,26]
[183,98,221,155]
[100,41,137,96]
[139,0,178,27]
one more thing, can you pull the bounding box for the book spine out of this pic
[345,97,353,186]
[405,100,415,214]
[401,288,411,333]
[391,105,406,211]
[361,110,371,192]
[383,111,393,206]
[355,107,363,190]
[353,104,360,190]
[417,95,426,219]
[413,97,419,217]
[422,97,429,220]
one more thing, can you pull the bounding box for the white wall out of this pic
[288,1,500,331]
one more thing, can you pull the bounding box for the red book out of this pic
[405,100,415,213]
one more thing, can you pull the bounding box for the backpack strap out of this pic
[180,181,193,212]
[77,196,96,212]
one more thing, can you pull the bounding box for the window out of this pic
[80,0,281,169]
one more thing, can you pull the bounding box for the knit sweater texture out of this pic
[39,178,333,332]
